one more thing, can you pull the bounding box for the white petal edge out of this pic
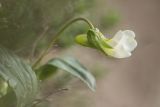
[123,30,135,38]
[123,37,137,52]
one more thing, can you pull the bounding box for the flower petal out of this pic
[107,30,137,52]
[104,44,131,58]
[123,37,137,52]
[109,30,124,46]
[123,30,135,38]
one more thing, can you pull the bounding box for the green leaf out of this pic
[37,56,96,91]
[36,64,58,80]
[0,47,38,107]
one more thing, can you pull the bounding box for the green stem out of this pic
[32,17,94,69]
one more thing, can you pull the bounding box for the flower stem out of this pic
[32,17,94,69]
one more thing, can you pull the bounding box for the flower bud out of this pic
[0,78,8,98]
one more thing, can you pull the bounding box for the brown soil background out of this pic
[92,0,160,107]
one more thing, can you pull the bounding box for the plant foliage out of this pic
[0,47,38,107]
[37,56,96,91]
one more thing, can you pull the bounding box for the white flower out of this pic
[105,30,137,58]
[75,29,137,58]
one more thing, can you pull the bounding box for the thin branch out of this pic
[31,88,69,107]
[32,17,95,69]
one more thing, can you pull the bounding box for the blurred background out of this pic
[0,0,160,107]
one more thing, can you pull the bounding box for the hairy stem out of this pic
[32,17,94,69]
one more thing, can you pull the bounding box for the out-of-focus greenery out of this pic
[100,10,120,30]
[58,24,88,48]
[0,0,43,51]
[0,0,119,56]
[0,0,94,55]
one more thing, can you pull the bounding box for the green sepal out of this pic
[75,28,113,56]
[87,28,112,49]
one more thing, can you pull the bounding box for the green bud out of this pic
[0,78,8,98]
[75,34,90,47]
